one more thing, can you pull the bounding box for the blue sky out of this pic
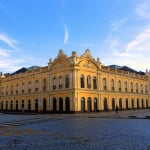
[0,0,150,73]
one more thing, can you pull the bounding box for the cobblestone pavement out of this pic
[0,109,150,150]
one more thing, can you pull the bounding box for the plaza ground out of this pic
[0,109,150,150]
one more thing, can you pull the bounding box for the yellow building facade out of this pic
[0,49,150,113]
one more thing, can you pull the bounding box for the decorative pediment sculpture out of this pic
[55,62,66,69]
[81,49,94,59]
[56,49,67,59]
[83,61,96,69]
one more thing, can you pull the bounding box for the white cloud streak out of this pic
[111,18,127,32]
[0,32,27,73]
[136,1,150,19]
[0,48,10,57]
[64,25,69,45]
[113,50,130,57]
[0,33,17,49]
[102,1,150,71]
[126,27,150,52]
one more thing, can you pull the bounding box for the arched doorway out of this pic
[87,97,92,112]
[1,101,3,111]
[59,98,63,112]
[10,101,13,111]
[146,99,148,108]
[94,98,98,112]
[142,99,144,108]
[65,97,70,112]
[119,99,122,110]
[16,100,18,111]
[53,98,57,112]
[6,101,8,111]
[112,98,115,111]
[43,99,46,112]
[22,100,24,111]
[35,99,38,112]
[137,99,139,109]
[131,99,134,109]
[126,99,128,110]
[28,100,31,111]
[104,98,108,111]
[81,97,85,112]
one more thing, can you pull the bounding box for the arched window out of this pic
[11,84,13,95]
[111,79,114,91]
[87,75,91,88]
[53,77,56,89]
[140,84,143,93]
[65,75,69,88]
[125,81,128,92]
[103,78,107,91]
[118,80,121,92]
[136,83,138,93]
[93,76,97,89]
[2,87,4,95]
[80,74,85,88]
[130,82,133,93]
[43,79,46,91]
[16,83,19,94]
[22,83,25,93]
[6,86,9,95]
[28,81,31,93]
[35,80,38,92]
[145,85,147,93]
[59,76,63,89]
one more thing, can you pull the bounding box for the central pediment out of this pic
[54,62,66,69]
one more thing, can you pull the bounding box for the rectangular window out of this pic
[53,77,56,90]
[65,75,69,88]
[28,82,31,93]
[43,79,46,91]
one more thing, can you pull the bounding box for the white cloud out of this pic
[0,60,22,73]
[0,32,33,73]
[0,48,10,57]
[136,1,150,19]
[102,1,150,72]
[113,50,130,57]
[103,24,150,71]
[64,24,69,45]
[126,27,150,52]
[111,18,127,32]
[0,33,17,49]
